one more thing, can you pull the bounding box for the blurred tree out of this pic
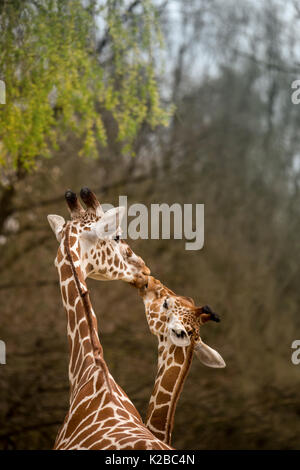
[0,0,170,231]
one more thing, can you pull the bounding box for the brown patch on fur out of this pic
[60,263,73,281]
[69,309,76,332]
[151,429,165,441]
[67,280,77,307]
[75,300,84,319]
[57,248,63,263]
[117,409,130,419]
[101,419,117,429]
[174,347,184,364]
[86,263,93,273]
[150,405,169,431]
[153,381,159,396]
[156,390,171,405]
[97,407,115,421]
[79,321,89,340]
[69,236,77,246]
[160,366,181,392]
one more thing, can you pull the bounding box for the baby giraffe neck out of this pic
[146,338,194,445]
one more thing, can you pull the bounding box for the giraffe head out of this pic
[139,276,225,368]
[47,188,150,287]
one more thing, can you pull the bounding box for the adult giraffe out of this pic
[48,188,171,449]
[139,276,226,446]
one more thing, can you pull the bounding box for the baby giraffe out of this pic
[48,189,171,449]
[139,276,225,446]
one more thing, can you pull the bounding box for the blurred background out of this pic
[1,0,300,450]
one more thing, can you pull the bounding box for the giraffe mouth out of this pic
[130,273,149,289]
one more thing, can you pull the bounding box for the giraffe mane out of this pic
[64,222,112,396]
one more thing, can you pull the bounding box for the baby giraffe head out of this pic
[139,276,225,368]
[47,188,150,287]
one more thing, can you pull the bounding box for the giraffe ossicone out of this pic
[139,276,225,445]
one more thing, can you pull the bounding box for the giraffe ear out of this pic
[47,214,65,242]
[94,206,125,239]
[195,339,226,368]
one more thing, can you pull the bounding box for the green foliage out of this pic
[0,0,170,172]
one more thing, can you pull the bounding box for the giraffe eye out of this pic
[163,299,168,309]
[114,235,120,242]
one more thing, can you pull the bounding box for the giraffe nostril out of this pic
[172,329,186,339]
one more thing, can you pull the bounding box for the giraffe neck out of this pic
[146,338,194,445]
[57,224,111,400]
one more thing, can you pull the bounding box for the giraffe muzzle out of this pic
[168,321,190,347]
[142,266,151,276]
[131,273,149,289]
[171,328,187,339]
